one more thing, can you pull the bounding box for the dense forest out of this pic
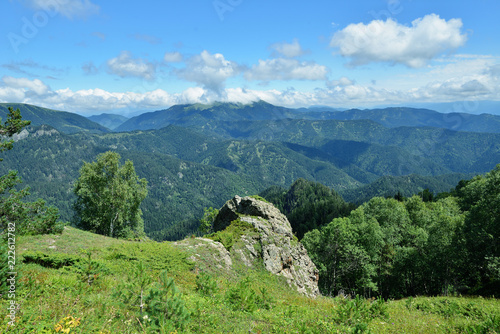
[1,104,499,334]
[260,168,499,298]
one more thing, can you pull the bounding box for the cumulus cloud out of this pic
[175,50,240,93]
[2,76,50,95]
[327,76,354,88]
[164,52,183,63]
[107,51,156,80]
[2,55,500,113]
[22,0,100,19]
[245,58,328,82]
[330,14,467,67]
[270,39,306,58]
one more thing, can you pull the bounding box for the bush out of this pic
[225,276,273,312]
[196,272,218,297]
[207,219,258,251]
[22,251,81,269]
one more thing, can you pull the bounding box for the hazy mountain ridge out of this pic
[0,103,111,134]
[115,101,500,134]
[3,101,500,240]
[87,113,129,130]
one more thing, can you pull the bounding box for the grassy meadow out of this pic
[1,227,498,333]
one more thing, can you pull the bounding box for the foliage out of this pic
[0,106,31,155]
[303,193,470,297]
[0,108,63,236]
[459,164,500,289]
[113,261,152,316]
[195,272,218,297]
[225,276,273,313]
[53,315,81,333]
[0,171,63,236]
[262,178,355,239]
[145,270,190,331]
[73,250,108,286]
[206,219,258,251]
[73,151,148,239]
[0,103,109,134]
[198,207,219,235]
[335,295,387,328]
[1,226,500,333]
[22,251,81,269]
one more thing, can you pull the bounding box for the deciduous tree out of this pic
[73,151,148,238]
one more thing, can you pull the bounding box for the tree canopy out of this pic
[0,107,62,235]
[73,151,148,239]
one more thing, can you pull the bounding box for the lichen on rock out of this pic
[213,195,319,297]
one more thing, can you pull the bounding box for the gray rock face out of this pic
[214,196,319,297]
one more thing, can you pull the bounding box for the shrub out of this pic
[207,219,258,251]
[196,272,218,297]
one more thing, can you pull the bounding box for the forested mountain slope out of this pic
[0,103,110,134]
[0,126,262,240]
[87,113,129,130]
[4,102,500,241]
[116,101,500,133]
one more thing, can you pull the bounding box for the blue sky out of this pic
[1,0,500,115]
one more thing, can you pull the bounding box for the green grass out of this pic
[1,227,499,333]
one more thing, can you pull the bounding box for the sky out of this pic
[1,0,500,115]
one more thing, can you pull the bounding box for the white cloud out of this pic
[2,76,50,95]
[164,52,183,63]
[107,51,156,80]
[331,14,467,67]
[327,76,354,88]
[22,0,100,19]
[270,39,305,58]
[245,58,328,81]
[2,55,500,113]
[175,50,240,93]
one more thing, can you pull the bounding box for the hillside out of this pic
[186,119,500,174]
[0,103,110,134]
[339,173,475,203]
[2,102,500,242]
[0,125,263,240]
[2,118,498,241]
[87,113,129,130]
[1,211,498,333]
[115,101,297,132]
[302,106,500,133]
[116,101,500,133]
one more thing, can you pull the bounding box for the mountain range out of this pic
[2,101,499,240]
[115,100,500,134]
[87,113,129,130]
[0,103,110,134]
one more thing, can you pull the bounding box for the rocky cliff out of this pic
[211,195,320,297]
[175,196,319,297]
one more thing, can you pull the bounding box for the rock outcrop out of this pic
[213,195,319,297]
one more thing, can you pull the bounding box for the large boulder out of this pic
[213,196,319,297]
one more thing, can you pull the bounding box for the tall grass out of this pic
[0,227,498,333]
